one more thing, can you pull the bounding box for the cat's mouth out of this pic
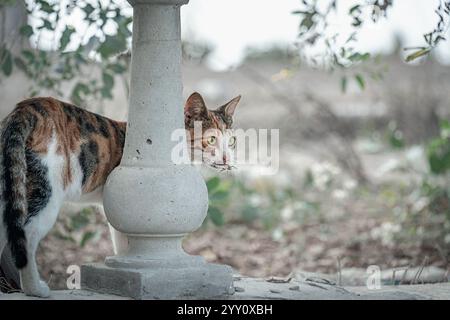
[210,163,235,171]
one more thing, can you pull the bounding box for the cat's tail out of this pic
[0,108,35,269]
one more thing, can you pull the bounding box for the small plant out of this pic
[386,121,405,149]
[427,120,450,175]
[53,207,101,248]
[389,120,450,257]
[205,173,322,230]
[205,176,233,226]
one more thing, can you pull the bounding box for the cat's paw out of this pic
[22,281,51,298]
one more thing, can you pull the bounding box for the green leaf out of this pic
[101,71,114,99]
[80,231,98,247]
[14,57,28,74]
[206,176,220,192]
[82,3,95,17]
[405,48,431,62]
[345,32,357,44]
[38,0,54,14]
[53,231,76,243]
[83,36,101,54]
[348,52,370,62]
[291,10,310,15]
[107,63,126,74]
[71,82,90,105]
[352,17,362,27]
[354,74,365,90]
[1,48,13,76]
[100,87,113,99]
[41,19,53,30]
[102,71,114,89]
[21,49,35,62]
[439,119,450,138]
[19,25,33,37]
[98,35,127,59]
[300,14,314,31]
[209,190,229,203]
[429,151,450,175]
[427,132,450,175]
[208,207,225,226]
[349,5,361,14]
[60,26,75,51]
[70,212,90,231]
[389,130,404,149]
[116,16,132,38]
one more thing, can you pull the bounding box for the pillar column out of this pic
[81,0,233,299]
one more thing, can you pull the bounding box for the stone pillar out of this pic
[81,0,233,299]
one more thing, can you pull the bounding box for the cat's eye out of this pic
[207,136,216,145]
[228,136,236,148]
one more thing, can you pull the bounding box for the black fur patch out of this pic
[62,102,111,138]
[24,149,52,224]
[61,102,81,119]
[62,103,92,137]
[79,140,99,186]
[83,121,97,134]
[111,121,126,148]
[62,103,78,123]
[29,100,49,118]
[95,114,110,138]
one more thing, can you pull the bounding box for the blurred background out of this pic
[1,0,450,290]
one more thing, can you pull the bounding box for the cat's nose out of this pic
[222,154,229,164]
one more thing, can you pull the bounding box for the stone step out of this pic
[1,276,448,300]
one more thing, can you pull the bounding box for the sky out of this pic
[181,0,450,70]
[30,0,450,70]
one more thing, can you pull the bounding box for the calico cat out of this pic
[0,92,240,297]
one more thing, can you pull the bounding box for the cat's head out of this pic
[184,92,241,171]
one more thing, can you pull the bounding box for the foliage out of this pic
[386,121,405,149]
[205,176,232,226]
[0,0,132,105]
[204,163,345,230]
[293,0,391,90]
[394,177,450,252]
[405,1,450,62]
[378,120,450,254]
[293,0,450,91]
[53,207,101,248]
[427,120,450,175]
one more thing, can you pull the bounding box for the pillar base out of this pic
[81,256,234,299]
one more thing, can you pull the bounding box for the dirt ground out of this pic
[35,194,447,290]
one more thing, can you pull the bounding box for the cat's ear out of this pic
[218,95,241,118]
[185,92,208,119]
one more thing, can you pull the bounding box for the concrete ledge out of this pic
[3,276,447,300]
[81,262,234,299]
[229,276,359,300]
[346,283,450,300]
